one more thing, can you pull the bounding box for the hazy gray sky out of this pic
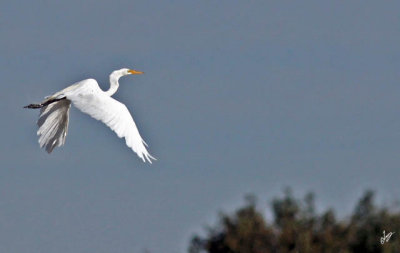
[1,1,400,252]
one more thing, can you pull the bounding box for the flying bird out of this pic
[24,68,156,163]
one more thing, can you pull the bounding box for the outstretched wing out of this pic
[37,99,71,153]
[69,92,155,163]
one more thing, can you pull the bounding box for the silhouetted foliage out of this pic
[189,189,400,253]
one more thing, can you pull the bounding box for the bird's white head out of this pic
[110,68,144,80]
[106,68,144,96]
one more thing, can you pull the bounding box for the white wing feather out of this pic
[67,86,155,163]
[37,99,71,153]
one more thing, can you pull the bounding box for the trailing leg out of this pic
[24,97,66,109]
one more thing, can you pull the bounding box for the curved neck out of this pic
[105,75,120,96]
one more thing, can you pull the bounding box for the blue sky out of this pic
[1,1,400,252]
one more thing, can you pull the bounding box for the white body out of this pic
[32,68,155,163]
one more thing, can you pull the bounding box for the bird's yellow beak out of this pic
[128,69,144,75]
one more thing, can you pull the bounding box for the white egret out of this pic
[24,68,156,163]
